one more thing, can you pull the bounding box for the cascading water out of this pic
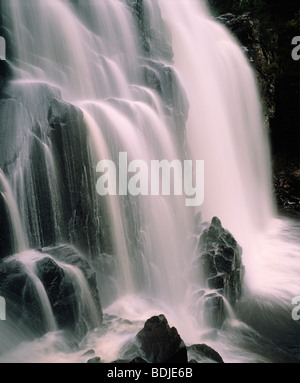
[0,0,299,363]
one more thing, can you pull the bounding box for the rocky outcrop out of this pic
[135,314,188,363]
[198,217,244,328]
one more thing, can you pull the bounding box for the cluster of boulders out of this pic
[83,314,224,364]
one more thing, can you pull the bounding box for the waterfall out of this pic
[0,0,299,363]
[158,0,275,287]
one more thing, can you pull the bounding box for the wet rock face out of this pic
[216,12,276,122]
[0,80,102,256]
[198,217,244,328]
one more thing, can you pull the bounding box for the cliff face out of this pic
[208,0,300,214]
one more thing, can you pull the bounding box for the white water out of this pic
[0,0,299,363]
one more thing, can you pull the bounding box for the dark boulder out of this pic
[188,344,224,363]
[135,314,188,363]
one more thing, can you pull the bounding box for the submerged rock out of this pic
[135,314,188,363]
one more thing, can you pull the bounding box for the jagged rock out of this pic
[188,344,224,363]
[135,314,188,363]
[198,217,244,328]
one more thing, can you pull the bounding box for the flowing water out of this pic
[0,0,299,363]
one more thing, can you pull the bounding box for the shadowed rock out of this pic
[135,314,188,363]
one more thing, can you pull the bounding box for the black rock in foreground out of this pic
[135,314,188,363]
